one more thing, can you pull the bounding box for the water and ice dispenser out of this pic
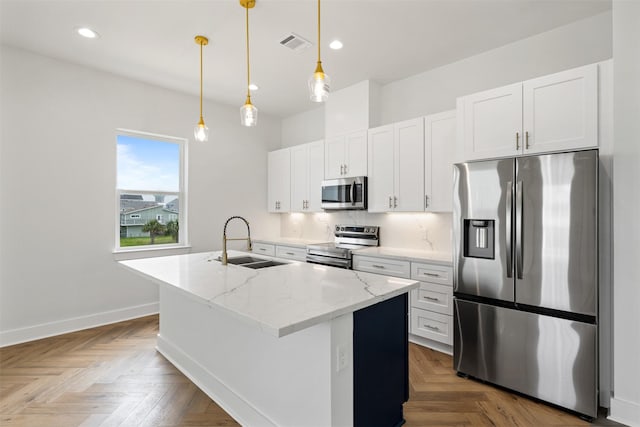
[463,219,495,259]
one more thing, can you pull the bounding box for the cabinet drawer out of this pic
[411,263,452,286]
[352,255,411,279]
[410,308,453,345]
[276,245,307,261]
[252,242,275,256]
[411,282,453,315]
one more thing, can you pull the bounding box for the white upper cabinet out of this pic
[324,130,367,179]
[367,125,395,212]
[425,110,456,212]
[368,118,424,212]
[522,64,598,154]
[462,83,522,160]
[461,63,598,161]
[290,140,324,212]
[267,148,290,213]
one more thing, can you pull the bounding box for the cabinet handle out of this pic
[372,264,386,269]
[340,164,344,175]
[423,272,440,277]
[393,196,398,208]
[425,195,429,209]
[423,296,440,301]
[525,131,530,149]
[286,252,295,256]
[344,164,348,175]
[425,325,440,331]
[388,196,393,208]
[259,248,266,251]
[516,132,520,150]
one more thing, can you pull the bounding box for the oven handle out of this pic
[306,255,351,269]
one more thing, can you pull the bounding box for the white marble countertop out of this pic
[120,250,418,338]
[252,237,331,248]
[353,246,453,266]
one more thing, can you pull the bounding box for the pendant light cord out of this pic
[199,40,204,120]
[245,4,251,100]
[317,0,321,63]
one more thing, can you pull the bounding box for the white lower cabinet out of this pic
[410,262,454,349]
[275,245,307,262]
[410,308,453,345]
[353,255,454,353]
[352,255,411,279]
[252,242,275,256]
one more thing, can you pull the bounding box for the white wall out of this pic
[281,108,324,148]
[611,2,640,426]
[380,10,612,124]
[0,45,281,346]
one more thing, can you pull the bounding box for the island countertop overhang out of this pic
[119,250,419,338]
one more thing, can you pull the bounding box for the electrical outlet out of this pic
[336,345,348,372]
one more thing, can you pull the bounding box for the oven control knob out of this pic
[340,226,344,231]
[335,226,340,232]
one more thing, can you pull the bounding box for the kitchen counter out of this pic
[120,250,417,338]
[354,246,453,266]
[119,250,417,426]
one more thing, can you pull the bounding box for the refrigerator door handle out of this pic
[506,181,513,278]
[516,180,524,279]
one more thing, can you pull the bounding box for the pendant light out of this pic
[193,35,209,142]
[240,0,258,127]
[308,0,330,102]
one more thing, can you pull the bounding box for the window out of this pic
[116,130,187,250]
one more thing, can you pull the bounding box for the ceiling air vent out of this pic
[279,32,312,52]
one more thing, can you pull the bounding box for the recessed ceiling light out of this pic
[249,83,259,91]
[77,27,99,39]
[329,40,343,50]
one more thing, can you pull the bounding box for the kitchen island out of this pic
[120,250,418,427]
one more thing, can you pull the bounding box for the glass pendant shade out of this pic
[240,98,258,127]
[309,64,331,102]
[194,118,209,142]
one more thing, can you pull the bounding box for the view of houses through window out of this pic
[116,131,185,249]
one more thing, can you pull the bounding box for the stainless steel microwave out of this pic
[321,176,367,210]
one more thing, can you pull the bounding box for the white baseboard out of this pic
[409,334,453,356]
[156,334,276,427]
[609,396,640,427]
[0,302,159,347]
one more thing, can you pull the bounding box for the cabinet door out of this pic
[290,144,308,212]
[523,63,598,154]
[462,83,522,161]
[324,135,345,179]
[425,110,456,212]
[267,148,290,212]
[367,125,395,212]
[306,140,325,212]
[395,118,424,212]
[344,130,368,177]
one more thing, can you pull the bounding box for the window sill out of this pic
[113,245,192,261]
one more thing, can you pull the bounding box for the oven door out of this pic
[321,177,367,210]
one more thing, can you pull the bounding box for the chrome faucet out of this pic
[221,216,252,265]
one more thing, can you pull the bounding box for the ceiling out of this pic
[0,0,611,118]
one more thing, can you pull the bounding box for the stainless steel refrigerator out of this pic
[452,149,598,419]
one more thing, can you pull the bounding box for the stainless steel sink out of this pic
[218,256,287,269]
[240,260,286,269]
[224,256,265,265]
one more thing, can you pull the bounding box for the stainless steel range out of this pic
[306,225,379,269]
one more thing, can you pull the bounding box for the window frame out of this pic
[114,128,188,253]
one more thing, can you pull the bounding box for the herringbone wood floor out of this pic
[0,315,613,426]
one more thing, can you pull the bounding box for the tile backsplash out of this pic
[280,211,452,254]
